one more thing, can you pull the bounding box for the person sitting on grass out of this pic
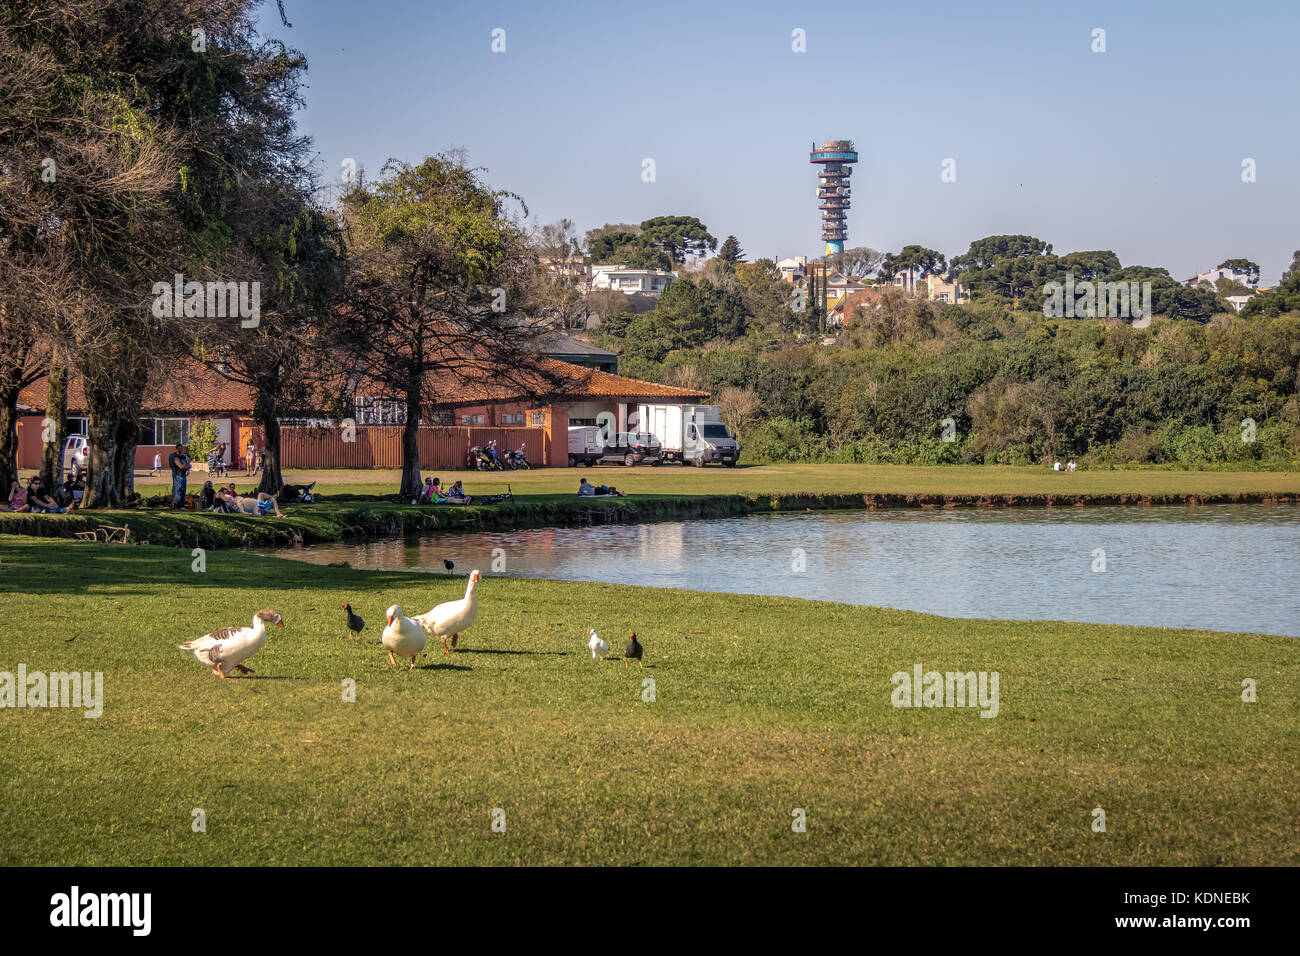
[26,478,67,513]
[3,480,30,512]
[444,480,472,505]
[65,474,84,509]
[419,477,442,504]
[198,480,217,510]
[213,483,240,513]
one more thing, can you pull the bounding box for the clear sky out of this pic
[263,0,1300,283]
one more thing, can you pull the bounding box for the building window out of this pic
[138,417,189,446]
[500,413,524,425]
[67,417,88,436]
[569,418,597,426]
[427,409,453,426]
[529,411,547,427]
[460,414,486,426]
[354,396,406,426]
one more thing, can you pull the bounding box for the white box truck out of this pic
[635,404,740,467]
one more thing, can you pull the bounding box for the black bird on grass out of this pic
[343,603,365,639]
[624,632,643,668]
[444,559,455,572]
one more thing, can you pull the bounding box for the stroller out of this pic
[207,449,228,478]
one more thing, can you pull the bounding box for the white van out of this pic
[567,425,603,467]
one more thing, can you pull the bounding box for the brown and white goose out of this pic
[179,609,284,679]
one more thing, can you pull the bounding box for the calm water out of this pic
[271,505,1300,636]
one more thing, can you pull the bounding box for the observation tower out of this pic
[809,140,858,256]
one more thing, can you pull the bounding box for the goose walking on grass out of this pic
[179,609,284,679]
[588,629,609,661]
[382,605,427,672]
[414,570,480,655]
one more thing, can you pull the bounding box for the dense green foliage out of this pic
[584,215,716,271]
[597,284,1300,466]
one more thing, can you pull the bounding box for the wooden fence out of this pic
[277,425,549,470]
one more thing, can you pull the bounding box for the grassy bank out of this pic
[0,535,1295,866]
[114,462,1300,498]
[3,463,1298,548]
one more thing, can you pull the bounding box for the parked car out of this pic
[62,434,89,474]
[596,431,662,466]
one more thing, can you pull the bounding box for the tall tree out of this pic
[2,0,331,506]
[1281,250,1300,282]
[948,235,1053,281]
[1217,258,1260,287]
[638,215,716,266]
[717,235,745,263]
[879,245,948,282]
[826,246,883,278]
[336,155,561,498]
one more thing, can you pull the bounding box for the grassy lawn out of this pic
[115,462,1300,499]
[1,534,1295,866]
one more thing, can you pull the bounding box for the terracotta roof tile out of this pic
[19,350,706,415]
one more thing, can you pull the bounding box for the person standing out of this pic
[245,440,255,475]
[151,452,161,477]
[168,442,191,508]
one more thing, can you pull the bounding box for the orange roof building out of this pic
[16,349,708,470]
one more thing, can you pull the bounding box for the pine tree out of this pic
[717,235,746,263]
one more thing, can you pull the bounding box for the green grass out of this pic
[118,462,1300,499]
[1,534,1296,865]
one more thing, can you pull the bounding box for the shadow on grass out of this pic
[0,537,450,597]
[415,661,472,671]
[453,648,570,656]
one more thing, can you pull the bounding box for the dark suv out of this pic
[597,431,662,466]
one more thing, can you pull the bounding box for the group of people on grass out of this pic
[162,441,284,515]
[1052,459,1079,472]
[418,477,472,505]
[2,474,85,514]
[197,480,285,517]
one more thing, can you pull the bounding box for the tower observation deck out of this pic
[809,140,858,256]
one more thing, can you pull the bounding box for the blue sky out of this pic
[264,0,1300,283]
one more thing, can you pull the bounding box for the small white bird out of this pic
[382,604,428,672]
[413,570,481,655]
[179,609,283,679]
[587,628,609,661]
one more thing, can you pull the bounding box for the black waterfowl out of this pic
[624,632,643,668]
[343,603,365,639]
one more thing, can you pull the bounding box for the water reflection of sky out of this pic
[271,505,1300,637]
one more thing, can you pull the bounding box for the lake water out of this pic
[270,505,1300,637]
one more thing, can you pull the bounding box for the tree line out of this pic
[0,1,566,505]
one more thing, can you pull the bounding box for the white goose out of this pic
[179,609,283,679]
[382,605,428,672]
[587,628,609,661]
[413,570,481,655]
